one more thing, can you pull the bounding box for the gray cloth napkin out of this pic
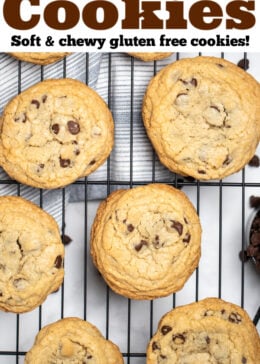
[0,52,176,227]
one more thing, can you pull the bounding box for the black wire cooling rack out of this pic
[0,52,259,363]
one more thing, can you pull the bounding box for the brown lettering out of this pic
[166,1,187,29]
[122,0,162,29]
[44,1,79,30]
[3,0,40,30]
[83,1,118,30]
[190,0,223,30]
[226,0,255,29]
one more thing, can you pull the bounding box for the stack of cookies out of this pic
[0,52,259,362]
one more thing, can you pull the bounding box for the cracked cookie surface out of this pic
[25,317,124,364]
[128,52,173,62]
[0,78,114,189]
[142,56,260,180]
[90,184,201,300]
[0,196,64,313]
[147,297,260,364]
[9,52,71,65]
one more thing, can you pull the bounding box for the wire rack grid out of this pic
[0,52,259,364]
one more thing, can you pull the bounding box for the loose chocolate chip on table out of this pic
[239,250,249,262]
[134,240,148,252]
[172,333,186,344]
[248,155,260,167]
[161,325,172,335]
[59,157,71,168]
[31,99,40,109]
[54,255,63,269]
[171,220,183,236]
[52,124,60,134]
[62,234,72,245]
[237,58,250,70]
[251,232,260,246]
[152,341,160,351]
[250,196,260,209]
[67,120,80,135]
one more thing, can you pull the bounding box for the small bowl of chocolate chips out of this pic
[242,196,260,273]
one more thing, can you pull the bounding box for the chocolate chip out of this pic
[216,63,224,68]
[221,309,226,315]
[241,357,247,364]
[54,255,63,269]
[14,113,27,123]
[62,234,72,245]
[161,325,172,335]
[31,99,40,109]
[237,58,249,71]
[89,159,96,165]
[0,291,2,297]
[172,333,186,344]
[16,239,23,254]
[75,149,80,156]
[134,240,148,252]
[190,78,198,87]
[39,163,45,169]
[183,233,191,243]
[87,355,93,359]
[251,232,260,247]
[171,220,183,235]
[206,336,210,344]
[52,124,60,134]
[198,170,206,174]
[59,157,71,168]
[127,224,134,232]
[248,155,260,167]
[152,341,160,351]
[42,95,47,103]
[223,155,232,166]
[239,250,249,262]
[67,120,80,135]
[228,312,242,324]
[160,355,167,359]
[250,196,260,209]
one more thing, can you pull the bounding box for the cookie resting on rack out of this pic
[128,52,173,61]
[0,78,114,189]
[147,297,260,364]
[142,56,260,180]
[90,184,201,300]
[0,196,64,313]
[24,317,124,364]
[8,52,71,65]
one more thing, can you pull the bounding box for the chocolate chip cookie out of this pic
[90,184,201,300]
[25,317,124,363]
[128,52,173,61]
[9,52,71,65]
[0,196,64,313]
[0,78,114,189]
[147,297,260,363]
[143,56,260,180]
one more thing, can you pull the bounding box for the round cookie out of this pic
[128,52,173,61]
[90,184,201,300]
[0,78,114,189]
[147,297,260,363]
[142,56,260,180]
[0,196,64,313]
[9,52,71,65]
[25,317,124,364]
